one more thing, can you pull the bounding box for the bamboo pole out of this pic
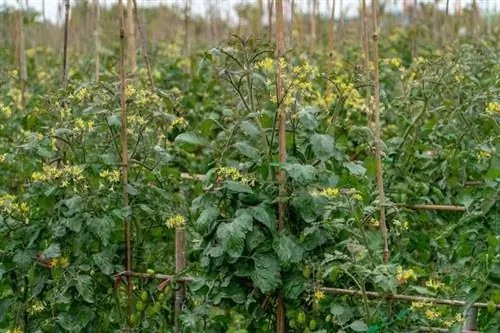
[309,0,316,50]
[126,0,136,73]
[132,0,155,91]
[411,0,417,60]
[328,0,335,59]
[361,0,370,111]
[183,0,191,56]
[117,0,133,325]
[268,0,274,44]
[321,287,500,309]
[174,229,186,333]
[275,0,285,331]
[371,0,389,264]
[17,0,27,108]
[62,0,70,88]
[95,0,100,82]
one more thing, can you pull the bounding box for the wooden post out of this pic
[328,0,335,59]
[17,0,27,108]
[268,0,274,44]
[371,0,389,265]
[117,0,133,325]
[183,0,191,56]
[126,0,137,73]
[174,229,186,333]
[361,0,370,112]
[62,0,70,88]
[275,0,285,332]
[95,0,100,82]
[132,0,155,91]
[411,0,417,60]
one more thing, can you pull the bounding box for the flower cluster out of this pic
[425,278,446,291]
[99,169,121,183]
[396,266,417,284]
[28,300,46,315]
[313,289,325,302]
[168,117,188,132]
[320,187,340,197]
[166,215,186,229]
[256,57,273,71]
[73,118,94,132]
[486,102,500,114]
[216,166,255,186]
[52,256,70,268]
[477,150,491,160]
[0,103,12,117]
[383,58,402,68]
[32,165,84,183]
[6,328,22,333]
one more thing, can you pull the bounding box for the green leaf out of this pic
[88,216,115,246]
[13,250,35,269]
[63,195,84,213]
[195,207,219,235]
[43,243,61,259]
[107,114,121,127]
[281,163,316,184]
[126,184,139,196]
[410,285,436,296]
[93,251,114,275]
[273,234,304,264]
[223,180,253,194]
[175,132,207,146]
[246,228,267,252]
[251,251,280,294]
[248,206,275,233]
[240,120,260,139]
[350,320,369,332]
[233,142,260,159]
[0,264,5,279]
[298,106,319,130]
[344,161,367,176]
[216,212,253,258]
[283,274,306,299]
[74,274,94,303]
[310,134,335,160]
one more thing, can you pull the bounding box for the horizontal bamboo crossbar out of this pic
[114,270,195,282]
[397,204,467,212]
[320,287,499,309]
[114,271,499,310]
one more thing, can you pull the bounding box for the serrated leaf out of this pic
[74,274,94,303]
[233,142,260,159]
[240,120,260,139]
[248,206,275,232]
[310,134,335,160]
[216,212,253,258]
[283,274,306,299]
[107,114,121,127]
[281,163,316,184]
[42,243,61,259]
[175,132,207,146]
[195,207,219,235]
[344,161,367,176]
[251,251,280,294]
[223,180,253,194]
[350,320,369,332]
[298,106,319,130]
[246,228,267,252]
[93,250,114,275]
[126,184,139,196]
[88,216,115,246]
[273,234,304,264]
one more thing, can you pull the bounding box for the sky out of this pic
[3,0,496,24]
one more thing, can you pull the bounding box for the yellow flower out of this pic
[0,154,6,162]
[314,289,325,301]
[217,166,255,186]
[99,169,121,183]
[383,58,401,68]
[75,87,89,102]
[74,118,86,132]
[0,103,12,117]
[166,215,186,229]
[455,313,464,323]
[352,193,363,201]
[126,85,136,99]
[477,150,491,160]
[396,266,417,284]
[425,279,445,291]
[369,218,380,227]
[52,256,70,268]
[486,102,500,114]
[256,57,274,71]
[425,309,440,320]
[410,301,429,310]
[320,187,340,197]
[7,327,23,333]
[442,319,453,327]
[28,300,46,314]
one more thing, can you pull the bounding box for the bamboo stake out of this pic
[321,287,500,309]
[126,0,136,73]
[371,0,389,264]
[361,0,370,111]
[328,0,335,59]
[275,0,285,331]
[62,0,70,89]
[17,0,27,108]
[309,0,316,50]
[268,0,274,44]
[411,0,417,60]
[174,229,186,333]
[183,0,191,56]
[42,0,46,23]
[95,0,100,82]
[132,0,155,91]
[117,0,133,325]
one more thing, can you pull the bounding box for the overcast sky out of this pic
[3,0,495,24]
